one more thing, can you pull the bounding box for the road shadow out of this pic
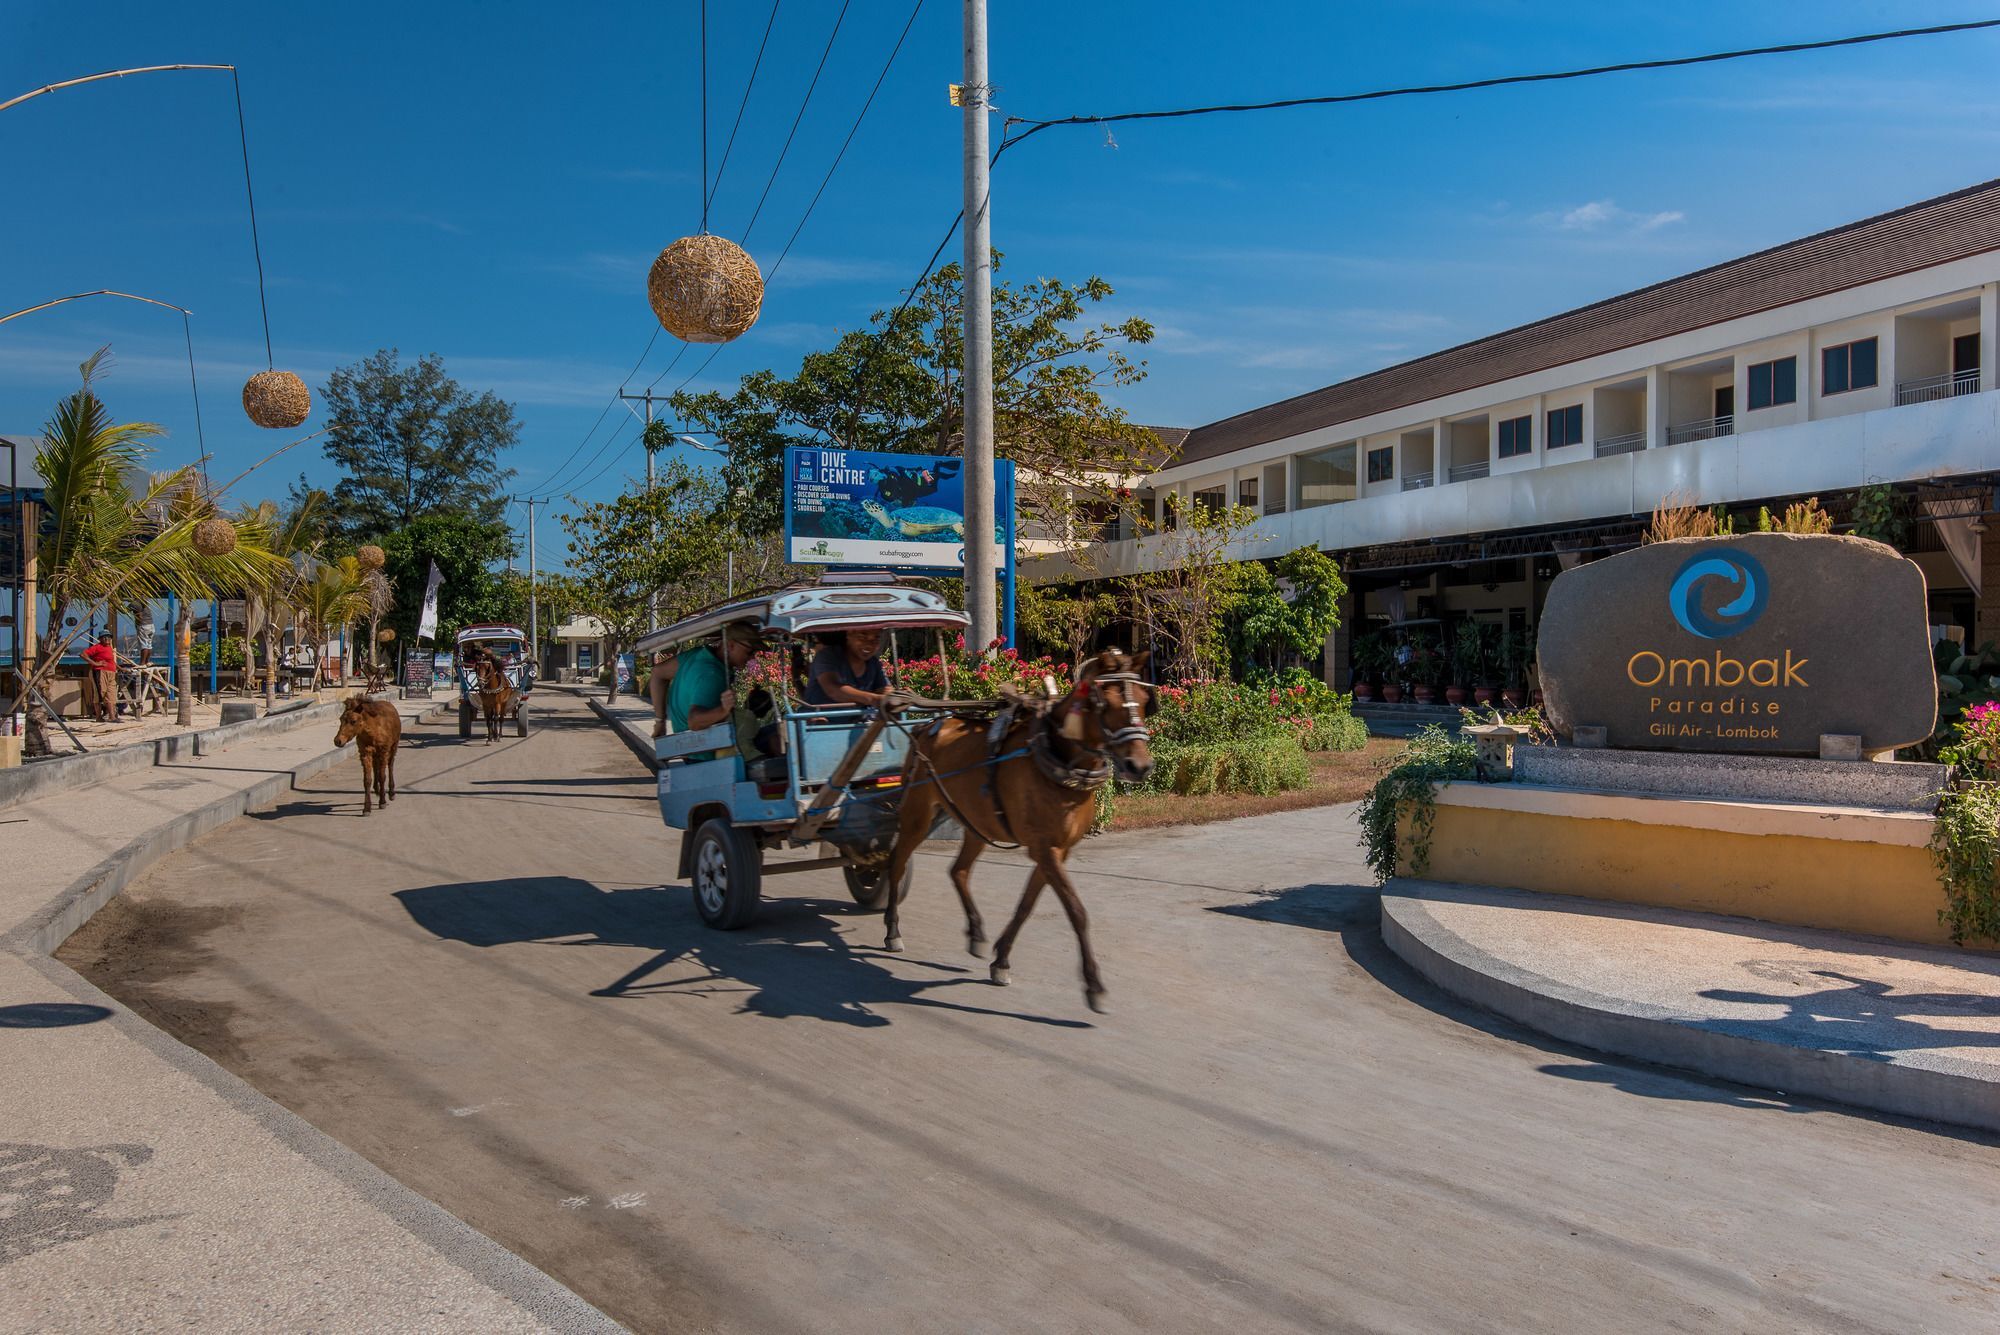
[0,1003,113,1028]
[395,876,1089,1030]
[1207,883,2000,1144]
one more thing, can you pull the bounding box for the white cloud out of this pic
[1545,199,1687,234]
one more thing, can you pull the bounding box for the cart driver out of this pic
[803,628,888,708]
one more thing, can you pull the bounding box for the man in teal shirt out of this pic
[663,623,763,738]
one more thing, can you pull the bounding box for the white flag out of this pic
[416,560,443,644]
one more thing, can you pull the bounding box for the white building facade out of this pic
[1058,179,2000,685]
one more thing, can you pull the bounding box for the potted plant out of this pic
[1447,622,1484,708]
[1500,628,1532,709]
[1381,636,1405,704]
[1349,632,1377,702]
[1473,622,1501,706]
[1410,637,1442,705]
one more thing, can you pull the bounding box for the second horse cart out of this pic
[455,624,535,738]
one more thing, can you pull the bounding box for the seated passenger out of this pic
[665,624,765,755]
[803,628,888,708]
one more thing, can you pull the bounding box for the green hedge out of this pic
[1146,734,1313,797]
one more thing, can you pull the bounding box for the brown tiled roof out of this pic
[1175,177,2000,467]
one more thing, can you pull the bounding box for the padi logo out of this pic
[1669,549,1768,640]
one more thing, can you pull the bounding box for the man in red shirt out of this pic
[81,632,118,722]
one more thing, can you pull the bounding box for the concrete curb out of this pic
[3,695,347,811]
[583,695,659,772]
[1380,885,2000,1136]
[5,700,624,1332]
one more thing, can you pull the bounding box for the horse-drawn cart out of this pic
[636,574,970,929]
[455,624,535,739]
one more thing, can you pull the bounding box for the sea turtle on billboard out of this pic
[861,500,965,539]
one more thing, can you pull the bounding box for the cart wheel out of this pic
[457,699,473,738]
[515,704,530,738]
[691,819,761,929]
[844,862,913,912]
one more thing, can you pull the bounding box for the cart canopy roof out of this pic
[634,573,968,657]
[456,624,527,645]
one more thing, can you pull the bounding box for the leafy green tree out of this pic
[1015,579,1120,669]
[1127,499,1267,681]
[318,349,519,538]
[1228,546,1347,676]
[379,512,520,646]
[548,461,732,699]
[671,256,1159,540]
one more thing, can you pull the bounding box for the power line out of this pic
[764,0,924,284]
[739,0,852,243]
[998,17,2000,148]
[706,0,783,217]
[834,13,2000,446]
[529,329,663,499]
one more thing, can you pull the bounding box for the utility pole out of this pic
[961,0,998,649]
[517,497,542,668]
[618,388,669,628]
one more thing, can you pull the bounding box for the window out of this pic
[1747,356,1797,410]
[1192,485,1226,516]
[1497,414,1533,459]
[1297,444,1358,508]
[1237,475,1258,509]
[1262,462,1288,515]
[1546,404,1583,448]
[1158,493,1178,531]
[1366,446,1394,484]
[1821,338,1877,396]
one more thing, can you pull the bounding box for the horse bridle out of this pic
[1056,670,1152,770]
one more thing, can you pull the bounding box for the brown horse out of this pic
[333,694,402,815]
[880,649,1153,1013]
[474,657,515,744]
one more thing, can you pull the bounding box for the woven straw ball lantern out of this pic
[192,515,239,558]
[356,544,386,573]
[242,369,311,429]
[647,233,764,344]
[376,627,396,645]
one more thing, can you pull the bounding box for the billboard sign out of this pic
[785,447,1014,569]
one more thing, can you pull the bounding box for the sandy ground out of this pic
[61,692,2000,1333]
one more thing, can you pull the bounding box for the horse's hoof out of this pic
[884,936,904,953]
[990,964,1010,986]
[968,936,989,959]
[1086,990,1110,1015]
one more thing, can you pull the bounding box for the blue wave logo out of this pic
[1669,549,1768,639]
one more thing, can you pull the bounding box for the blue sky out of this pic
[7,0,2000,570]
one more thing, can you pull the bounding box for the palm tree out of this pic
[298,554,372,692]
[17,352,283,753]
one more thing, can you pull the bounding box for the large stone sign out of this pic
[1536,533,1936,755]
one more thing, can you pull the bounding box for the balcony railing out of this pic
[1895,370,1981,406]
[1447,460,1490,483]
[1667,414,1734,446]
[1401,472,1433,491]
[1593,430,1646,458]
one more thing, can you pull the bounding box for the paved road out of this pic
[65,691,2000,1332]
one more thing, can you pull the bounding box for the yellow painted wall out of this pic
[1406,804,1971,948]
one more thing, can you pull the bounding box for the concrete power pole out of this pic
[619,388,667,629]
[961,0,997,649]
[521,497,541,667]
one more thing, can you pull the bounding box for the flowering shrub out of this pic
[887,634,1067,701]
[1944,700,2000,780]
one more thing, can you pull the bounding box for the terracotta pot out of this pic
[1414,684,1437,704]
[1473,686,1495,705]
[1381,684,1404,704]
[1352,681,1375,702]
[1444,685,1467,706]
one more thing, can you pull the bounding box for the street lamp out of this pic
[675,435,748,598]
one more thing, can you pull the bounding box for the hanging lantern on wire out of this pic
[242,369,311,429]
[355,543,386,573]
[193,514,239,557]
[647,233,764,344]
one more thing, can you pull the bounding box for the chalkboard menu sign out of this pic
[401,649,430,691]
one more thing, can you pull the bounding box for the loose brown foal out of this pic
[880,649,1153,1013]
[333,694,402,815]
[474,658,515,744]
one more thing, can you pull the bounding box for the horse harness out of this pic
[912,670,1151,849]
